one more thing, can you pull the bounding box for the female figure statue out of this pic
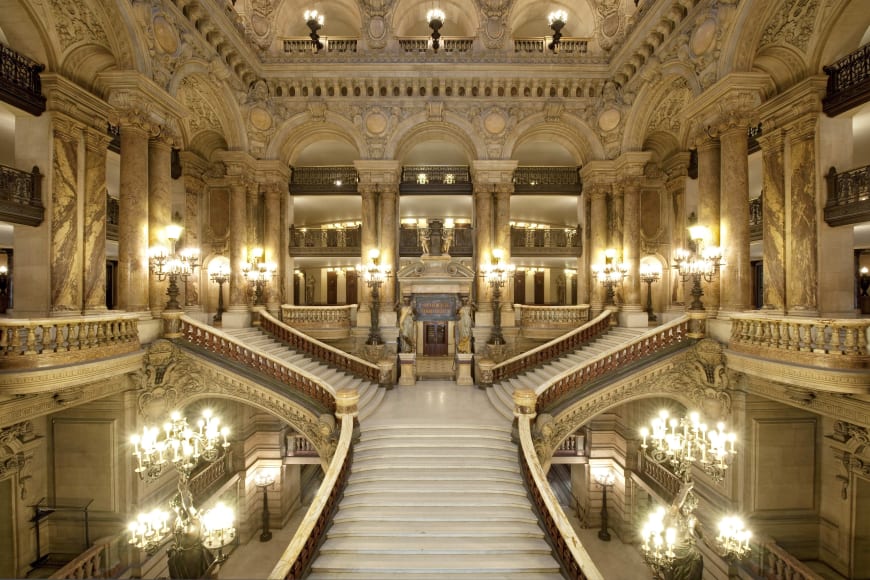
[398,296,416,353]
[456,296,475,354]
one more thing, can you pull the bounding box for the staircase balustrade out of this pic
[270,414,354,580]
[0,314,140,369]
[179,316,336,413]
[518,415,603,580]
[48,536,114,579]
[729,313,869,369]
[515,304,590,331]
[638,452,682,500]
[490,310,612,384]
[188,456,229,502]
[536,317,692,412]
[280,304,354,339]
[745,535,823,580]
[259,310,382,384]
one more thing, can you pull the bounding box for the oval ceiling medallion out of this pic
[153,15,179,54]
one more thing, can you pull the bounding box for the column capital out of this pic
[84,126,113,152]
[663,151,692,181]
[215,150,258,179]
[613,151,653,178]
[755,126,786,151]
[786,113,819,142]
[579,160,616,184]
[97,70,188,132]
[354,159,401,185]
[758,76,826,132]
[470,159,518,184]
[52,113,84,143]
[42,73,111,131]
[254,159,291,186]
[682,72,772,133]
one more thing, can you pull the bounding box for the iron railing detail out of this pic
[511,226,582,257]
[0,164,43,226]
[0,43,45,116]
[513,166,581,194]
[398,224,473,257]
[288,225,361,257]
[824,164,870,227]
[824,43,870,116]
[290,166,358,194]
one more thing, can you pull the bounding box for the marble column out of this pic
[696,136,721,311]
[183,173,203,310]
[494,183,512,305]
[473,184,493,304]
[264,182,282,310]
[359,184,378,307]
[229,182,249,307]
[247,184,262,251]
[622,180,641,310]
[82,127,111,314]
[148,135,173,315]
[283,190,295,306]
[379,186,398,306]
[118,115,150,313]
[719,124,751,313]
[666,170,688,308]
[576,195,591,305]
[757,129,786,312]
[610,183,624,251]
[589,184,609,312]
[50,116,83,316]
[786,115,819,314]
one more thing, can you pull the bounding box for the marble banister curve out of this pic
[279,304,354,340]
[514,304,591,339]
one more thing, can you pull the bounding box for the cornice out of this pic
[579,160,617,182]
[0,351,144,394]
[613,151,654,175]
[41,74,112,129]
[680,72,774,127]
[726,349,870,394]
[214,150,258,176]
[95,70,189,124]
[757,76,827,132]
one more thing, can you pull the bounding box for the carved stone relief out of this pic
[48,0,110,51]
[594,0,625,52]
[180,77,223,136]
[759,0,819,53]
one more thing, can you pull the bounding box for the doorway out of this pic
[423,322,447,356]
[346,270,358,304]
[326,271,338,305]
[534,271,545,304]
[514,271,526,304]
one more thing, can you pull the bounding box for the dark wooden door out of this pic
[106,260,118,309]
[534,271,545,304]
[514,271,526,304]
[294,274,301,305]
[327,271,338,305]
[346,270,358,304]
[424,322,447,356]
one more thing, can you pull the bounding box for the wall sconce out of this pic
[548,10,567,52]
[427,8,445,53]
[305,9,324,52]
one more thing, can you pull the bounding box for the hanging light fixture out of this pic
[427,8,445,53]
[305,9,324,52]
[547,10,567,52]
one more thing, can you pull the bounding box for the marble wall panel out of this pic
[787,134,818,312]
[83,133,109,313]
[50,130,81,313]
[52,418,116,512]
[753,418,816,513]
[760,132,786,310]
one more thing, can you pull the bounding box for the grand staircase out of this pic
[487,325,647,420]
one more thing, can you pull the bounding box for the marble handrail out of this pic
[49,535,113,579]
[0,313,140,369]
[518,415,603,580]
[515,304,590,328]
[178,315,336,413]
[260,310,381,384]
[280,305,354,339]
[491,310,612,383]
[748,535,822,580]
[729,313,869,369]
[270,414,354,580]
[535,316,692,412]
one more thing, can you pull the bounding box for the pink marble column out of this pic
[697,136,721,311]
[588,184,609,312]
[83,127,111,314]
[148,135,173,315]
[719,124,751,313]
[263,182,282,310]
[787,116,819,314]
[757,128,786,311]
[118,115,150,313]
[229,182,249,307]
[622,180,641,309]
[50,116,83,315]
[473,184,493,303]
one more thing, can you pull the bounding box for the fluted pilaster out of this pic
[183,168,204,310]
[588,184,609,313]
[473,183,494,303]
[379,186,398,305]
[82,127,111,314]
[622,179,641,309]
[229,181,248,307]
[263,182,282,310]
[359,184,378,307]
[664,154,690,308]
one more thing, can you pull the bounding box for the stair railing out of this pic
[259,309,382,384]
[269,413,354,580]
[490,310,613,384]
[518,414,604,580]
[536,316,692,412]
[178,315,336,413]
[745,535,823,580]
[49,535,114,579]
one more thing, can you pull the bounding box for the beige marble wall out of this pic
[787,116,819,314]
[118,118,150,313]
[576,195,590,305]
[359,185,378,307]
[610,183,624,252]
[50,117,82,315]
[183,172,204,310]
[494,184,512,305]
[697,137,721,311]
[148,137,172,315]
[665,169,688,308]
[758,129,786,311]
[719,125,751,313]
[82,128,110,314]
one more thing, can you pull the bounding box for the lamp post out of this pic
[594,469,615,542]
[548,10,567,52]
[427,8,445,52]
[149,225,200,311]
[480,248,514,345]
[209,260,230,325]
[358,248,391,345]
[243,248,277,307]
[128,409,234,579]
[673,225,723,311]
[254,472,275,542]
[305,9,324,51]
[640,262,662,322]
[591,248,628,308]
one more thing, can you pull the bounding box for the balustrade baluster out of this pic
[24,325,37,354]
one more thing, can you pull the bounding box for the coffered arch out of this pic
[388,114,483,162]
[621,71,697,154]
[269,116,365,165]
[175,70,248,154]
[504,114,604,164]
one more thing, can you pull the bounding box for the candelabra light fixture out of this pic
[149,225,200,311]
[0,264,8,313]
[480,248,515,345]
[243,247,277,306]
[547,10,567,52]
[593,468,615,542]
[254,471,276,542]
[209,258,230,325]
[427,8,445,52]
[305,9,324,51]
[639,261,662,322]
[358,248,391,345]
[859,266,869,297]
[591,248,628,308]
[673,225,723,311]
[128,409,234,579]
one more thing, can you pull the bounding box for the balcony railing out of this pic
[749,196,762,241]
[515,304,590,339]
[397,37,474,53]
[283,36,358,54]
[511,226,582,257]
[823,42,870,116]
[399,224,474,257]
[288,225,361,257]
[107,195,119,241]
[0,163,43,226]
[289,166,358,194]
[513,38,589,54]
[744,535,823,580]
[280,304,354,340]
[400,165,472,194]
[0,43,45,116]
[824,164,870,226]
[513,166,581,194]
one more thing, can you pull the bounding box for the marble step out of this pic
[349,458,521,474]
[332,505,538,524]
[338,491,533,508]
[325,520,543,538]
[308,573,564,580]
[310,553,561,575]
[318,536,552,555]
[354,437,516,453]
[353,447,517,462]
[343,478,526,495]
